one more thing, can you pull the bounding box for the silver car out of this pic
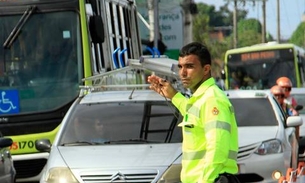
[227,90,302,183]
[36,88,183,183]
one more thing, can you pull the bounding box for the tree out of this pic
[289,22,305,47]
[237,18,262,47]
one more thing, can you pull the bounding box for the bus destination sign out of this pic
[241,51,276,62]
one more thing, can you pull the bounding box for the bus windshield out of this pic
[225,47,301,90]
[0,11,81,114]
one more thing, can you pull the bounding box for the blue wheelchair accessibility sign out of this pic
[0,90,20,114]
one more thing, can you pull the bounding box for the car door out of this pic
[272,96,299,169]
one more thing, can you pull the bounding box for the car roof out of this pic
[80,89,272,104]
[225,89,271,99]
[79,89,169,104]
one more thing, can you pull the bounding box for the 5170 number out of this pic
[10,141,35,150]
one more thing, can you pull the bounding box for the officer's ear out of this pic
[203,64,211,74]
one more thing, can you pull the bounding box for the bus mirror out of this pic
[89,16,104,44]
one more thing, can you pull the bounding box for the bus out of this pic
[224,42,305,90]
[0,0,142,181]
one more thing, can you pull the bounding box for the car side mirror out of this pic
[287,116,303,127]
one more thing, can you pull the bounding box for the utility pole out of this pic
[147,0,159,49]
[233,0,238,48]
[262,0,266,43]
[276,0,280,42]
[153,0,159,48]
[181,0,193,45]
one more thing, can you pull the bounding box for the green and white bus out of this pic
[224,42,305,90]
[0,0,142,181]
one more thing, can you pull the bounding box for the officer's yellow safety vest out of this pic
[172,78,238,183]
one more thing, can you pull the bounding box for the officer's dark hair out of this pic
[179,42,211,67]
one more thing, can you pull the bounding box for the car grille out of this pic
[80,170,158,183]
[14,158,47,179]
[237,142,260,160]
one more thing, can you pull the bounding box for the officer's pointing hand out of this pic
[147,75,177,99]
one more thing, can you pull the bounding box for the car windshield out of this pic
[59,101,182,145]
[230,98,278,126]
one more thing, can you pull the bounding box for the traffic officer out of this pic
[147,42,239,183]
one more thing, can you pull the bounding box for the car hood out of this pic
[238,126,278,147]
[58,143,182,168]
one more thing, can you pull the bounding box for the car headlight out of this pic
[44,167,79,183]
[157,164,182,183]
[255,139,282,155]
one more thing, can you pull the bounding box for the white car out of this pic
[35,85,302,183]
[226,90,302,183]
[36,88,183,183]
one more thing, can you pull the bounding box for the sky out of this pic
[194,0,305,40]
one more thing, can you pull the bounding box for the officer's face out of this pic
[178,54,210,92]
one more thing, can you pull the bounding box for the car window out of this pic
[230,98,278,126]
[59,101,182,145]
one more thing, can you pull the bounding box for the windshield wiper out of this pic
[61,141,103,146]
[104,138,160,144]
[3,5,36,49]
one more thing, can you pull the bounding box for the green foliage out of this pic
[192,3,262,61]
[289,22,305,47]
[238,18,262,34]
[237,30,262,47]
[192,2,264,76]
[192,10,210,42]
[236,19,262,47]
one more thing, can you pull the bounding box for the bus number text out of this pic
[10,141,35,150]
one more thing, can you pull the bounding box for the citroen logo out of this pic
[110,172,127,182]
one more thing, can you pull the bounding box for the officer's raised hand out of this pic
[147,75,177,99]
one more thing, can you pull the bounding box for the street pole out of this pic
[262,0,266,43]
[182,0,193,45]
[147,0,154,42]
[153,0,159,48]
[277,0,280,42]
[233,0,237,48]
